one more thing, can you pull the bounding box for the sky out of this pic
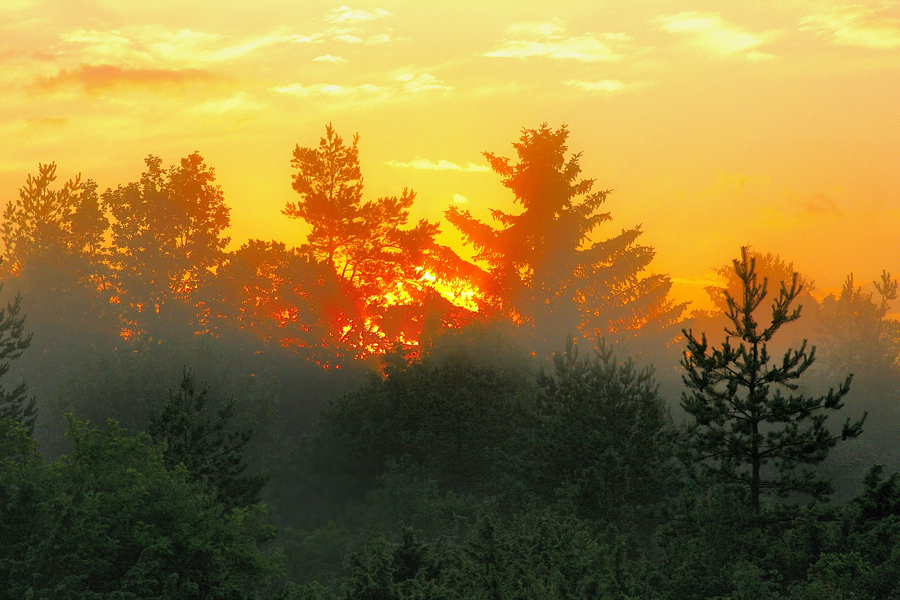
[2,0,900,311]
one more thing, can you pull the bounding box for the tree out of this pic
[285,124,460,356]
[817,270,900,383]
[446,124,684,356]
[522,336,677,521]
[209,239,357,367]
[680,247,865,514]
[1,163,117,370]
[3,417,279,599]
[1,162,107,276]
[149,369,267,510]
[103,152,231,339]
[0,274,34,432]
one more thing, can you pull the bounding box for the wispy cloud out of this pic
[485,19,629,61]
[272,72,449,102]
[188,93,262,115]
[60,27,296,68]
[394,72,451,93]
[327,6,391,24]
[563,79,628,92]
[801,5,900,49]
[31,63,218,94]
[313,54,347,63]
[272,82,387,98]
[386,158,489,172]
[323,5,396,45]
[803,192,842,216]
[659,12,777,60]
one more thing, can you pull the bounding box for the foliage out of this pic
[210,239,356,367]
[307,324,534,510]
[520,335,678,522]
[681,247,865,514]
[1,417,279,599]
[0,284,35,431]
[1,162,107,275]
[103,152,231,339]
[446,123,685,355]
[285,124,461,356]
[149,368,268,510]
[0,163,117,379]
[817,270,900,382]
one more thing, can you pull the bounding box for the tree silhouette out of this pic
[103,153,230,340]
[681,247,865,514]
[1,163,116,378]
[285,124,456,356]
[446,124,684,355]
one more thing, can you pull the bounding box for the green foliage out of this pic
[520,335,678,522]
[1,417,279,599]
[681,247,864,514]
[308,324,534,507]
[149,368,268,510]
[0,285,35,431]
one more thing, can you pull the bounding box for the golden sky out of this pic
[3,1,900,310]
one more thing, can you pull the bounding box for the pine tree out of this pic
[0,279,34,432]
[148,369,266,509]
[681,247,865,514]
[446,124,684,356]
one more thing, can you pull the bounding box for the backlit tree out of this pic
[446,124,684,356]
[285,124,463,356]
[103,153,230,339]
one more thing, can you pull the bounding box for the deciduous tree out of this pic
[103,152,230,339]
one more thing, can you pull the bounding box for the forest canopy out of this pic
[1,123,899,599]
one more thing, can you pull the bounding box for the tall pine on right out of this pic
[681,246,865,515]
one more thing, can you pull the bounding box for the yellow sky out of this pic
[2,1,900,310]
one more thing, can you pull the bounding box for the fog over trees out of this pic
[1,123,899,598]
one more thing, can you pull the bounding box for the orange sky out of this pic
[2,1,899,311]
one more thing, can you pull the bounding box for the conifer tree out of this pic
[0,286,34,432]
[681,247,865,514]
[148,369,266,509]
[446,124,684,355]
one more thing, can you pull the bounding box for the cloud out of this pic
[323,5,395,44]
[659,12,777,60]
[801,5,900,49]
[452,194,469,204]
[386,158,490,172]
[313,54,347,63]
[31,63,218,94]
[485,34,628,62]
[563,79,627,92]
[507,18,566,38]
[26,117,67,128]
[60,27,296,67]
[394,72,451,92]
[271,72,449,102]
[327,5,391,24]
[485,18,628,61]
[272,82,387,97]
[188,93,262,115]
[804,192,842,216]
